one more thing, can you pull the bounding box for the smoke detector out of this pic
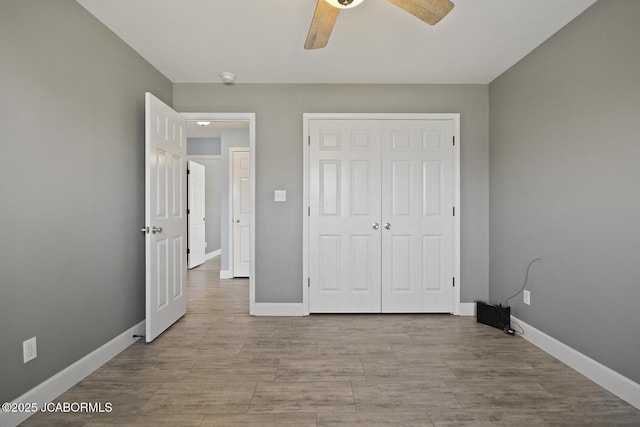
[220,72,236,84]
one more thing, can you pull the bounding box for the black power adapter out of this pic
[476,301,512,333]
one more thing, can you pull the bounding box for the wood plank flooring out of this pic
[22,258,640,426]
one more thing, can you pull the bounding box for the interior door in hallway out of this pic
[144,93,187,342]
[187,160,206,269]
[381,120,454,313]
[309,120,382,312]
[232,149,250,277]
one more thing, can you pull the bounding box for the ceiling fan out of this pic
[305,0,454,49]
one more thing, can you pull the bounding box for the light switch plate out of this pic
[274,190,287,202]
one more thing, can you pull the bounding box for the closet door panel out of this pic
[309,120,382,312]
[381,120,454,313]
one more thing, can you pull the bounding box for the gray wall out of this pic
[489,0,640,383]
[0,0,172,403]
[220,128,250,272]
[204,159,222,255]
[174,84,489,303]
[187,137,221,156]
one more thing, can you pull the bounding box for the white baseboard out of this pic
[205,249,221,261]
[457,302,476,316]
[512,316,640,410]
[219,270,233,279]
[251,302,475,317]
[254,303,305,316]
[0,321,145,427]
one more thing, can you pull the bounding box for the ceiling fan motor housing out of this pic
[339,0,354,5]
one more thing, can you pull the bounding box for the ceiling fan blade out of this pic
[387,0,454,25]
[305,0,341,49]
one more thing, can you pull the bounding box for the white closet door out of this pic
[381,120,454,312]
[309,120,382,312]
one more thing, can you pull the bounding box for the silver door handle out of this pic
[151,226,163,234]
[234,219,240,223]
[141,226,149,234]
[384,223,391,230]
[372,223,379,230]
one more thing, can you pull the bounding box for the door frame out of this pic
[182,112,256,315]
[228,147,250,278]
[302,113,461,315]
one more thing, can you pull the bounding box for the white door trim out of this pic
[303,113,461,316]
[229,147,250,278]
[181,112,256,315]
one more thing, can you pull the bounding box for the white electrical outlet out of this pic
[23,337,37,363]
[523,290,531,306]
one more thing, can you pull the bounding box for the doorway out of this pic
[182,113,256,315]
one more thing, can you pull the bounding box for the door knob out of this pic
[372,223,380,230]
[234,219,240,223]
[384,223,391,230]
[151,226,163,234]
[140,226,149,234]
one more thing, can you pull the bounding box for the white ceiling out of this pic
[76,0,597,84]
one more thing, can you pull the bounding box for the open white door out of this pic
[187,160,206,269]
[231,149,250,277]
[144,92,187,342]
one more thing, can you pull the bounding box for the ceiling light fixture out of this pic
[324,0,364,9]
[220,72,236,84]
[196,121,211,126]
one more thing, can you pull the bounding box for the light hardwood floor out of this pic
[22,257,640,426]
